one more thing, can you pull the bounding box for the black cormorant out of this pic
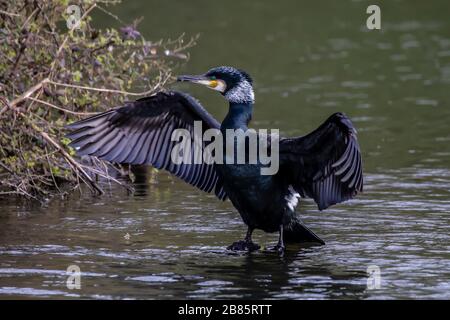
[66,66,363,255]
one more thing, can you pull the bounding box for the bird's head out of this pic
[177,66,254,104]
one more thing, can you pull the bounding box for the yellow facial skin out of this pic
[209,79,226,92]
[192,79,226,92]
[194,79,213,86]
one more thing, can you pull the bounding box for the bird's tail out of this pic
[283,215,325,245]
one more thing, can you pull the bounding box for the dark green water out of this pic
[0,0,449,299]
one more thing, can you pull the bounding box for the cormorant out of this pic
[66,66,363,255]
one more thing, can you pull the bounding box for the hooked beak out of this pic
[177,74,227,93]
[177,74,210,85]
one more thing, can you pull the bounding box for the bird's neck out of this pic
[221,102,253,131]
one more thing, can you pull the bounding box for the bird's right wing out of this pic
[66,91,227,200]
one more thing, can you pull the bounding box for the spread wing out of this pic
[66,91,227,200]
[279,112,363,210]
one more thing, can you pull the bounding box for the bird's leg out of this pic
[244,227,253,242]
[227,227,260,252]
[266,224,285,256]
[244,228,261,251]
[276,224,286,256]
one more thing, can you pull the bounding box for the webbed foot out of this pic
[227,240,260,252]
[264,244,285,257]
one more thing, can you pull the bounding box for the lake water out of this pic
[0,0,449,299]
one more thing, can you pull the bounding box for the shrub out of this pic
[0,0,196,201]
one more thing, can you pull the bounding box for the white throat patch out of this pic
[225,80,255,104]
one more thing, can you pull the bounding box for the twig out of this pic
[45,149,62,194]
[21,7,39,30]
[96,4,126,26]
[0,10,20,17]
[90,39,115,54]
[49,3,97,78]
[0,161,14,174]
[0,97,12,116]
[47,79,159,97]
[26,96,98,116]
[81,164,133,192]
[37,129,104,195]
[10,33,30,78]
[9,78,49,108]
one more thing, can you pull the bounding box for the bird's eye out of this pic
[210,76,216,80]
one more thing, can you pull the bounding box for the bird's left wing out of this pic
[66,91,227,200]
[279,112,363,210]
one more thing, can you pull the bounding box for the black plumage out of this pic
[279,112,363,211]
[66,91,227,200]
[66,66,363,255]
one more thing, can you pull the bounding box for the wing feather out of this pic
[279,112,363,210]
[66,91,227,200]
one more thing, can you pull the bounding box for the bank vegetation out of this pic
[0,0,196,201]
